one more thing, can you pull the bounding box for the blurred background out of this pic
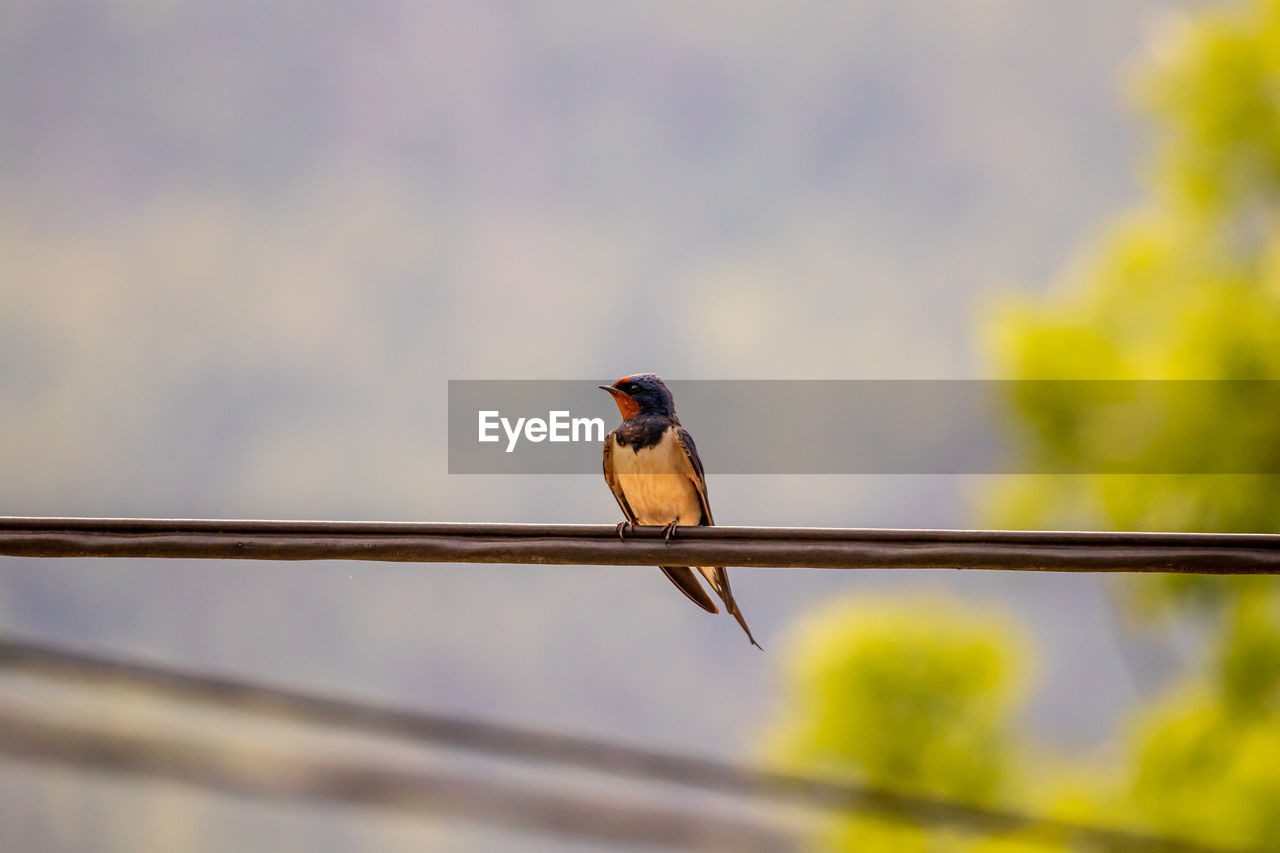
[4,0,1280,849]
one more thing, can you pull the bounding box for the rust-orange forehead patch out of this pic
[615,375,632,387]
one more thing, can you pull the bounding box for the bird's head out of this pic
[598,374,676,420]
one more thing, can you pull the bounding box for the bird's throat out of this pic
[611,393,641,421]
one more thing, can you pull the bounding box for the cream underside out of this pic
[610,431,703,526]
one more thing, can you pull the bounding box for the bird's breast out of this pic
[609,429,703,526]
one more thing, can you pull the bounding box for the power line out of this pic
[0,709,794,852]
[1,517,1278,573]
[0,636,1249,853]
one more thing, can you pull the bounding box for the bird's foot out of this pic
[662,520,680,542]
[615,521,635,541]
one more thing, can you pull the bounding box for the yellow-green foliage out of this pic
[982,0,1280,539]
[1138,0,1280,214]
[982,0,1280,848]
[773,2,1280,849]
[766,595,1050,850]
[770,596,1027,802]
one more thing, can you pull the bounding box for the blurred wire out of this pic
[0,707,794,852]
[2,516,1278,572]
[0,636,1252,853]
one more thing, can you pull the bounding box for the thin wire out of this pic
[0,708,795,852]
[1,517,1278,572]
[0,635,1250,853]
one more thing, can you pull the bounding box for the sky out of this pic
[0,1,1200,849]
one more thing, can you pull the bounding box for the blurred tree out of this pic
[766,595,1052,850]
[769,1,1280,849]
[982,0,1280,847]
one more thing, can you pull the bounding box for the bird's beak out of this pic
[599,384,639,419]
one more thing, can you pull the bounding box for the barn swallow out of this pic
[599,374,761,649]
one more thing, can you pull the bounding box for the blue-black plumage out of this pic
[599,374,761,649]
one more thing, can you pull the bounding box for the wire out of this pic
[0,636,1250,853]
[1,517,1278,573]
[0,708,794,851]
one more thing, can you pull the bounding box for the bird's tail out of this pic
[660,566,719,613]
[699,567,762,650]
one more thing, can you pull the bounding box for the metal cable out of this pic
[0,636,1248,853]
[2,517,1277,572]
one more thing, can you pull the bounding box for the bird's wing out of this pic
[601,433,636,524]
[675,427,762,649]
[674,427,713,525]
[606,432,718,614]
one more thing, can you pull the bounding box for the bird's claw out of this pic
[662,520,680,542]
[615,521,634,541]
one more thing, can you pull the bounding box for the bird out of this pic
[599,374,761,649]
